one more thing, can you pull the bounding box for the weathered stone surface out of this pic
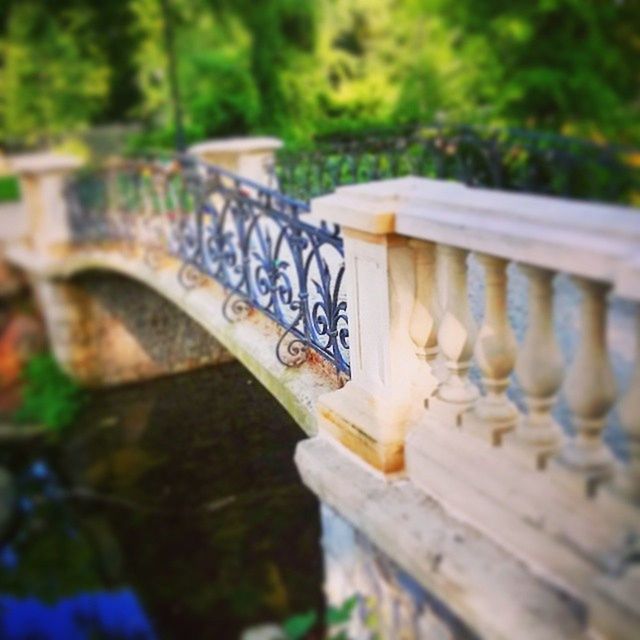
[296,436,588,640]
[321,504,471,640]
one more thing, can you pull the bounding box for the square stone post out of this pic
[10,153,83,253]
[188,137,283,186]
[310,183,423,474]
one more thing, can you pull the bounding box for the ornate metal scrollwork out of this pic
[276,309,308,368]
[63,154,351,376]
[176,159,350,375]
[177,260,206,291]
[222,291,251,323]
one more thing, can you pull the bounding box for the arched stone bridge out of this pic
[4,139,640,639]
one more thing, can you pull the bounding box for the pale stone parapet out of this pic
[10,152,83,252]
[310,177,640,481]
[188,136,283,187]
[312,177,640,281]
[308,176,640,637]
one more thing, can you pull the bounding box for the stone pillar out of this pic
[188,137,283,187]
[10,153,83,253]
[311,185,422,473]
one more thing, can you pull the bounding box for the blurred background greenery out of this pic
[0,0,638,154]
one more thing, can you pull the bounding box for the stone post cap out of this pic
[10,152,83,176]
[310,177,414,235]
[189,136,283,157]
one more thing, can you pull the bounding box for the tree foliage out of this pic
[0,0,638,149]
[0,2,110,147]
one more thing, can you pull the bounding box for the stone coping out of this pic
[310,176,640,287]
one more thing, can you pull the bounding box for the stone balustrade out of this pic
[309,176,640,637]
[312,177,640,484]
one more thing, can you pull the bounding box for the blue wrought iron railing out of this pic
[64,156,350,377]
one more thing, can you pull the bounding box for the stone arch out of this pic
[24,252,337,436]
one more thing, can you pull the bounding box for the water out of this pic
[0,363,324,639]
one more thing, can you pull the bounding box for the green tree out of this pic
[423,0,640,142]
[130,0,261,146]
[0,2,110,148]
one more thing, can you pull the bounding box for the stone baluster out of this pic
[618,305,640,501]
[562,278,616,477]
[435,245,479,411]
[473,255,518,429]
[408,239,440,400]
[515,265,564,447]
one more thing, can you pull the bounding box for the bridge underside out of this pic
[33,270,233,387]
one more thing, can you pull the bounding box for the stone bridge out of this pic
[3,139,640,639]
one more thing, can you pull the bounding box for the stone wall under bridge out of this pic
[33,270,232,386]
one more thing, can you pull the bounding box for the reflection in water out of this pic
[0,362,324,639]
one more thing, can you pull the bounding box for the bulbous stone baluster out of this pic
[474,255,518,428]
[618,306,640,501]
[515,265,564,446]
[435,245,479,409]
[562,278,616,476]
[409,240,439,361]
[409,240,440,399]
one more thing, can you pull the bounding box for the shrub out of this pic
[14,354,85,431]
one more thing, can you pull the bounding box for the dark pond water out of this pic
[0,362,324,639]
